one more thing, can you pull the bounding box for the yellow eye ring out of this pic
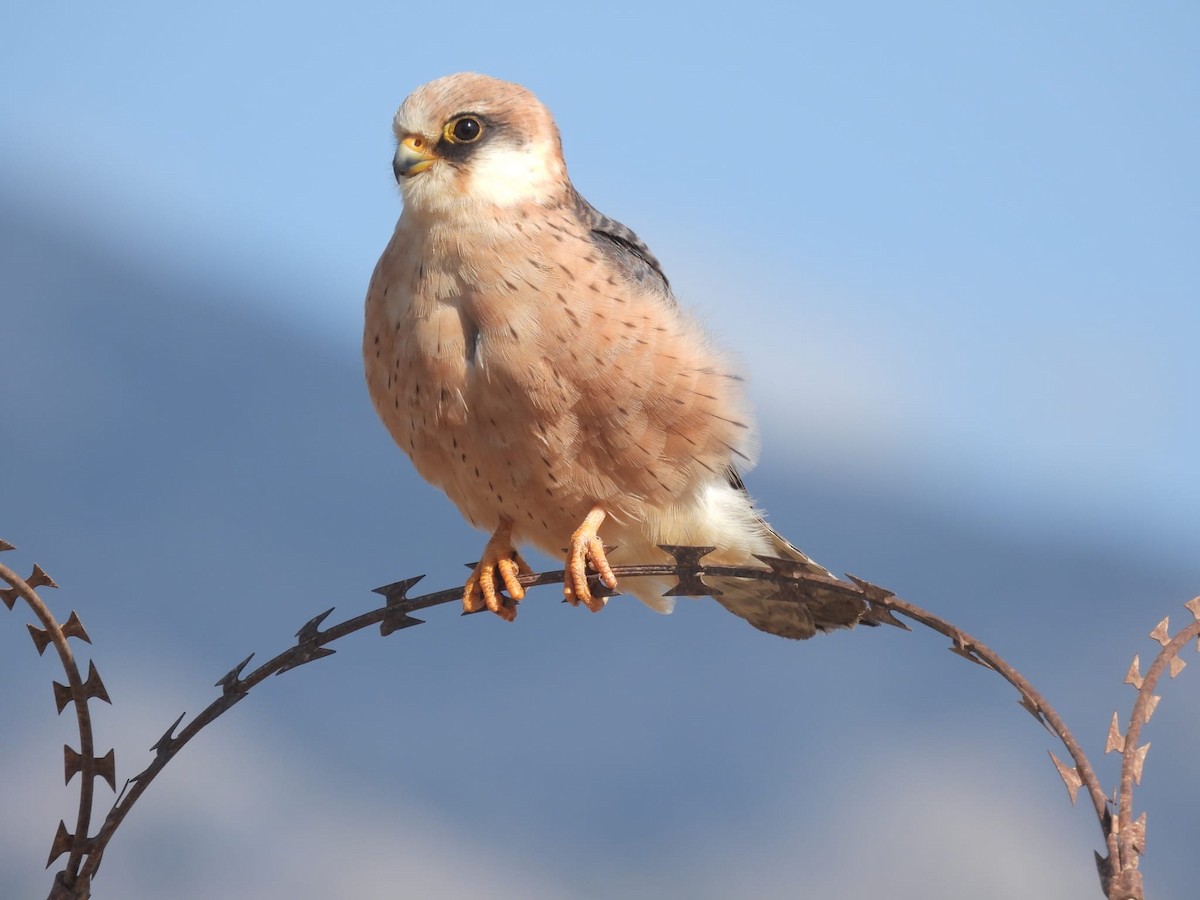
[444,115,483,144]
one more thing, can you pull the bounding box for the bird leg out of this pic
[564,505,617,611]
[464,518,529,622]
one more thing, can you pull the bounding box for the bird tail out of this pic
[611,491,867,640]
[705,522,866,640]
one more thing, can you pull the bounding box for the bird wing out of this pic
[570,188,673,299]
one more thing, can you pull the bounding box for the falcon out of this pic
[364,73,864,639]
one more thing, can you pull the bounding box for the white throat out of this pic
[401,137,566,216]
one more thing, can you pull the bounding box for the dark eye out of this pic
[446,116,483,144]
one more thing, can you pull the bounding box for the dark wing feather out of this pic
[571,189,673,301]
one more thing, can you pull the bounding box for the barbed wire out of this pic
[2,539,1196,899]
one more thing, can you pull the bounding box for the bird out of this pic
[363,73,865,639]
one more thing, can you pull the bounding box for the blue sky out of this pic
[3,3,1199,897]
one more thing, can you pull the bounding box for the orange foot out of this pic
[564,506,618,612]
[464,519,530,622]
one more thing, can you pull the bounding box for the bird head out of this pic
[390,73,569,216]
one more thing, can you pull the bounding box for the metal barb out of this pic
[46,821,74,869]
[275,644,336,674]
[859,601,910,631]
[1168,655,1186,678]
[1049,751,1083,805]
[381,612,425,634]
[657,544,717,566]
[1149,617,1170,646]
[1124,655,1143,689]
[295,607,336,642]
[1105,713,1125,754]
[28,564,59,590]
[62,611,92,644]
[64,747,116,792]
[372,574,425,602]
[215,654,256,696]
[376,575,428,635]
[586,575,621,599]
[150,713,187,756]
[1094,852,1112,896]
[52,682,73,714]
[844,574,896,603]
[277,609,338,673]
[1,585,18,610]
[114,777,135,804]
[28,623,53,655]
[948,639,993,669]
[63,746,82,785]
[81,661,111,705]
[1185,596,1200,622]
[658,545,720,597]
[0,538,15,551]
[96,747,117,792]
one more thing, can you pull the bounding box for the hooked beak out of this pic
[393,134,437,180]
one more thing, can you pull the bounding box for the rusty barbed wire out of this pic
[1098,603,1200,900]
[2,539,1196,899]
[1,541,111,900]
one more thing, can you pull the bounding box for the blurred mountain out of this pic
[2,190,1197,898]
